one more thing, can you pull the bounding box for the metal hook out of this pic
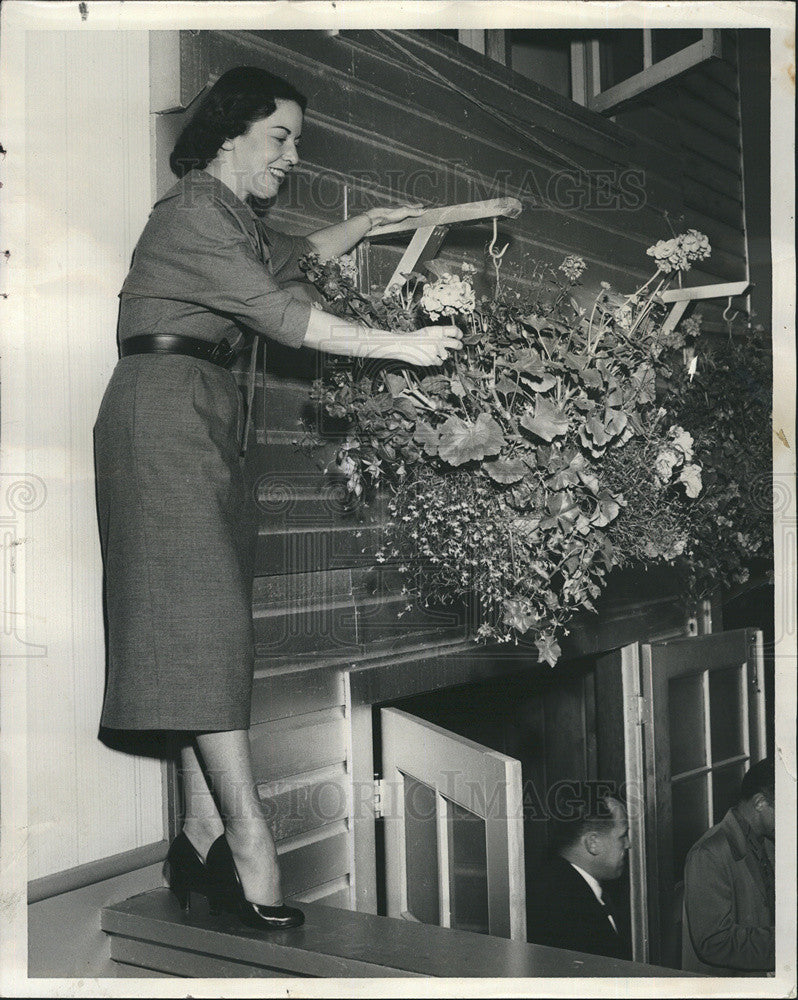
[488,216,509,261]
[722,296,739,325]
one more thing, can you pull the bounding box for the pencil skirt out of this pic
[94,353,257,731]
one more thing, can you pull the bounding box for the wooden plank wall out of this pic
[172,29,744,906]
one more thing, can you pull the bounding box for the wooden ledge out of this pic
[102,889,690,979]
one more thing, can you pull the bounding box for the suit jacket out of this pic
[527,855,631,960]
[682,808,775,975]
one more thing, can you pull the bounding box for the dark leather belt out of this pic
[120,334,238,369]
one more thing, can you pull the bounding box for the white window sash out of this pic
[587,29,723,115]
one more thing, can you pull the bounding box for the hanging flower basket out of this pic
[299,232,740,666]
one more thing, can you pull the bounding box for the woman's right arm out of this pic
[301,307,462,366]
[137,194,460,365]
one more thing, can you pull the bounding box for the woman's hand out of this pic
[303,309,463,366]
[369,325,463,366]
[365,204,426,230]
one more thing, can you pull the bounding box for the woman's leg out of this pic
[179,739,224,859]
[195,728,283,906]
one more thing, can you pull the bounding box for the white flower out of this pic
[323,251,359,282]
[669,426,694,463]
[679,464,703,498]
[559,254,586,282]
[646,230,711,273]
[420,273,475,320]
[655,448,679,483]
[616,303,634,329]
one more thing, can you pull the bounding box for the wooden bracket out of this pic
[659,279,750,335]
[383,225,448,291]
[368,197,523,293]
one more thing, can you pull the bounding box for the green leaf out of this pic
[579,416,611,448]
[604,408,628,437]
[632,363,656,403]
[606,384,624,408]
[521,313,544,332]
[495,376,521,396]
[581,368,604,389]
[503,598,537,634]
[420,375,450,397]
[590,496,620,527]
[547,491,578,518]
[392,397,418,421]
[413,420,440,456]
[550,450,587,489]
[535,633,562,667]
[437,413,505,466]
[514,349,557,391]
[520,398,569,442]
[551,466,578,490]
[383,373,406,395]
[484,457,528,484]
[578,470,601,494]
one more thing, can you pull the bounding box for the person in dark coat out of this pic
[682,757,775,975]
[527,789,632,960]
[94,66,461,930]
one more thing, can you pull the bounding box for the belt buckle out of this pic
[208,338,236,368]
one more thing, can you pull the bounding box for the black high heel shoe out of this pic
[204,835,305,930]
[164,831,209,911]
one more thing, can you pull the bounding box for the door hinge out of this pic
[373,775,386,820]
[636,695,646,726]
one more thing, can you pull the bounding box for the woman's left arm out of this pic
[306,204,425,259]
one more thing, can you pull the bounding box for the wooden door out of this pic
[381,707,526,941]
[634,629,766,966]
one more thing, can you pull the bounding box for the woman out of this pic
[94,66,461,931]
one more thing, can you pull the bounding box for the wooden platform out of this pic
[102,889,691,979]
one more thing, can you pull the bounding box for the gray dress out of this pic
[95,170,312,731]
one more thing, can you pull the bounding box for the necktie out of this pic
[598,890,619,934]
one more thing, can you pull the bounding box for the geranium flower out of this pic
[420,273,476,319]
[646,230,711,273]
[559,254,587,282]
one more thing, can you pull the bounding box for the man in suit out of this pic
[682,757,775,975]
[527,787,632,960]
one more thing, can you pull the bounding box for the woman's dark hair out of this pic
[170,66,307,177]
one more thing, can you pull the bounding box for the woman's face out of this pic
[229,98,303,199]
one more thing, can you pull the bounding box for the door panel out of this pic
[381,707,526,940]
[639,628,766,967]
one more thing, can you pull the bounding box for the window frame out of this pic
[575,28,724,114]
[380,706,526,941]
[637,628,767,966]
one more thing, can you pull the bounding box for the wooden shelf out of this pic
[102,888,691,979]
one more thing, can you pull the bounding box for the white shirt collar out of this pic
[568,861,604,903]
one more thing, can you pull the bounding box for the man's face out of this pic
[592,798,631,881]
